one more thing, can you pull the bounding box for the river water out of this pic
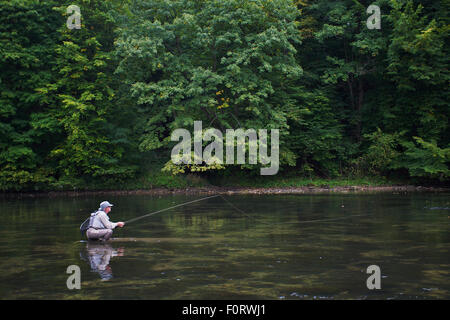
[0,192,448,299]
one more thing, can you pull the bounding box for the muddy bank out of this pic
[1,185,449,198]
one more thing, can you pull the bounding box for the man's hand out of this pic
[117,222,125,228]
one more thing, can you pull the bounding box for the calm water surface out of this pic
[0,193,448,299]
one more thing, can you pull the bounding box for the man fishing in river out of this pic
[86,201,125,241]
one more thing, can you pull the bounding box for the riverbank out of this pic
[1,185,448,198]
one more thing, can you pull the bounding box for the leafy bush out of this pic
[392,137,449,181]
[354,129,400,176]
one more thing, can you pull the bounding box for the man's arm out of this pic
[98,211,118,230]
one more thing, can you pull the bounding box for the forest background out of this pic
[0,0,448,191]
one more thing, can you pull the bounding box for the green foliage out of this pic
[38,0,138,186]
[353,128,400,176]
[115,0,303,173]
[0,0,448,191]
[296,0,449,181]
[162,151,226,175]
[145,170,208,188]
[392,137,450,181]
[0,0,60,190]
[386,0,449,143]
[209,168,390,188]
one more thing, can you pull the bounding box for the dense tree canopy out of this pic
[0,0,448,191]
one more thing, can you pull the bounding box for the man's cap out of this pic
[99,201,114,210]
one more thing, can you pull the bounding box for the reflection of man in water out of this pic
[81,242,124,281]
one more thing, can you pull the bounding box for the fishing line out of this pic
[218,194,272,225]
[219,194,370,225]
[123,193,370,227]
[124,194,220,224]
[286,214,369,224]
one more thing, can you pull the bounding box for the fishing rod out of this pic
[124,194,220,225]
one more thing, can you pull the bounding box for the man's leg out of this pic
[102,229,113,241]
[87,229,113,241]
